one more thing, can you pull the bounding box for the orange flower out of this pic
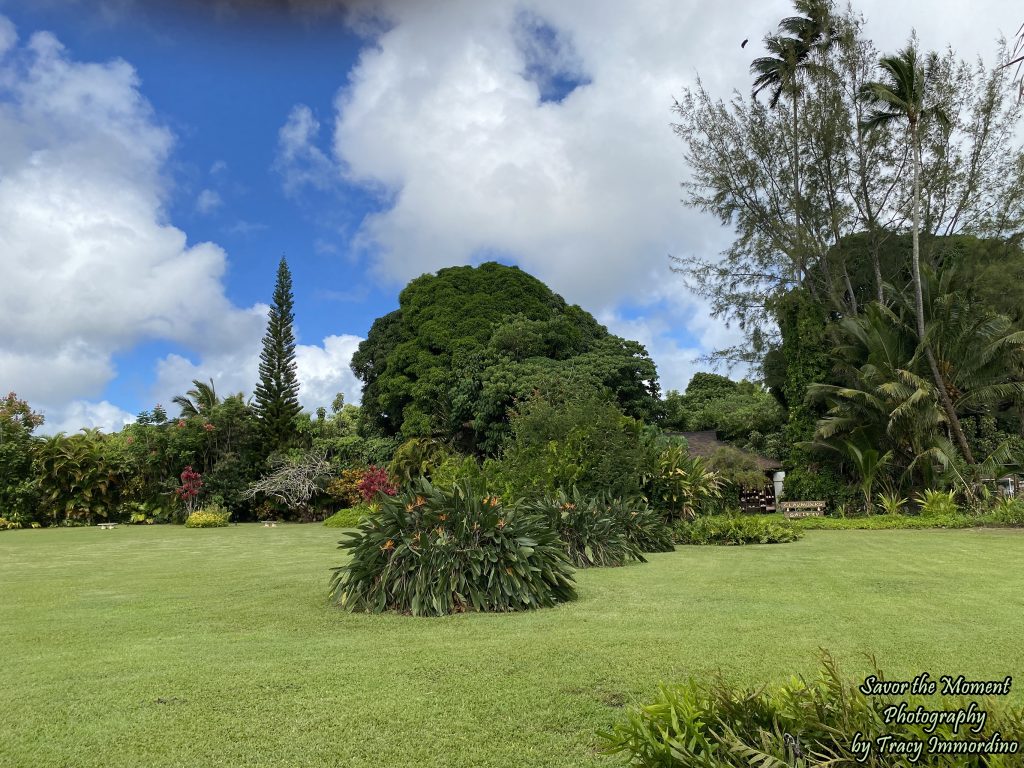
[438,513,448,521]
[496,518,506,529]
[405,503,415,512]
[562,502,576,510]
[414,495,426,507]
[381,539,395,551]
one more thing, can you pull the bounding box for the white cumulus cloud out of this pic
[0,16,364,432]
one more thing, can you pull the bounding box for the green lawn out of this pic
[1,525,1022,768]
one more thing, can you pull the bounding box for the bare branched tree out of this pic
[243,452,332,514]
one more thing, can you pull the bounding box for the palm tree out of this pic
[844,440,892,514]
[172,378,220,418]
[858,45,971,463]
[808,302,946,481]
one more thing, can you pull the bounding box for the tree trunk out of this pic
[871,239,884,304]
[792,92,802,257]
[910,128,976,465]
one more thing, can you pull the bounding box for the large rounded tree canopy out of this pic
[351,262,661,453]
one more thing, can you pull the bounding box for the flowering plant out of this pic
[357,465,397,502]
[176,465,203,514]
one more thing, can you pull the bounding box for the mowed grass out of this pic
[1,526,1022,768]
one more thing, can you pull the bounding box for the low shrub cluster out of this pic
[674,513,802,545]
[184,504,231,528]
[794,508,1024,530]
[989,497,1024,525]
[323,504,376,528]
[915,488,959,516]
[330,479,577,616]
[599,652,1024,767]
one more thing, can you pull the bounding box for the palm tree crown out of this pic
[172,378,220,418]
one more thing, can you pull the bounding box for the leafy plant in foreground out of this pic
[330,479,577,616]
[599,651,1024,767]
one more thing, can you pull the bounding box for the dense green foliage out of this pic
[492,387,657,501]
[664,374,783,445]
[646,443,724,520]
[351,262,661,452]
[523,489,645,568]
[600,652,1024,766]
[674,513,802,545]
[608,496,676,554]
[330,479,577,616]
[0,393,43,525]
[254,257,302,451]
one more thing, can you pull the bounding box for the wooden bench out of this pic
[779,501,826,519]
[262,520,278,528]
[97,522,118,530]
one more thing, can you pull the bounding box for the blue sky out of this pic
[0,0,1015,433]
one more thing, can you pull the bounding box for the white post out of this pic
[772,471,786,506]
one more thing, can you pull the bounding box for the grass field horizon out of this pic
[2,524,1022,767]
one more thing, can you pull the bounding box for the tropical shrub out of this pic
[323,504,376,528]
[606,496,675,553]
[34,431,122,525]
[388,438,449,486]
[428,454,486,492]
[646,444,722,520]
[184,503,230,528]
[324,468,366,509]
[0,517,23,530]
[598,651,1024,767]
[522,490,642,568]
[330,478,577,616]
[875,490,908,515]
[674,514,802,545]
[990,496,1024,525]
[357,465,397,502]
[175,466,203,516]
[915,488,959,517]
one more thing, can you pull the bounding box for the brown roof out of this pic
[670,430,783,472]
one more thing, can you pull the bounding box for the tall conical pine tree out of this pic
[254,257,302,452]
